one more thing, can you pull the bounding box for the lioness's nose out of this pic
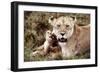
[60,32,65,36]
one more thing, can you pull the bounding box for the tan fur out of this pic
[32,30,62,60]
[49,16,90,58]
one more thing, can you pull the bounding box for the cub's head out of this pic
[45,30,52,41]
[45,30,57,42]
[48,16,76,42]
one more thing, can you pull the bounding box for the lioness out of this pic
[49,16,90,58]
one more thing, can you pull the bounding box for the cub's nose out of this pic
[60,32,65,36]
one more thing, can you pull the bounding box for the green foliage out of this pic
[24,48,32,61]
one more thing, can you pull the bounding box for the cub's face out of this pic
[46,30,52,41]
[49,16,76,42]
[45,30,57,42]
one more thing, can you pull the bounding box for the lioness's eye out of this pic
[57,24,60,27]
[66,25,69,28]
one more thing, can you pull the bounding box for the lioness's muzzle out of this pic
[58,38,67,42]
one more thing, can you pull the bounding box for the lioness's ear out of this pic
[48,16,55,24]
[70,16,77,23]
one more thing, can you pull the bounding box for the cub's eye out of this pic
[57,24,60,27]
[66,25,69,28]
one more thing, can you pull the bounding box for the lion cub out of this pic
[32,30,62,60]
[44,30,62,60]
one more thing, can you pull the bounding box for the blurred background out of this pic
[24,11,90,61]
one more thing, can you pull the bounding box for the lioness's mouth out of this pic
[58,38,67,42]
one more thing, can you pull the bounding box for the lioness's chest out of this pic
[59,39,77,58]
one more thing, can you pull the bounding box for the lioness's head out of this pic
[48,16,76,42]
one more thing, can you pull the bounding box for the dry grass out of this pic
[24,11,90,62]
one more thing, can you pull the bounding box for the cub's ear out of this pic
[48,16,55,24]
[70,16,77,23]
